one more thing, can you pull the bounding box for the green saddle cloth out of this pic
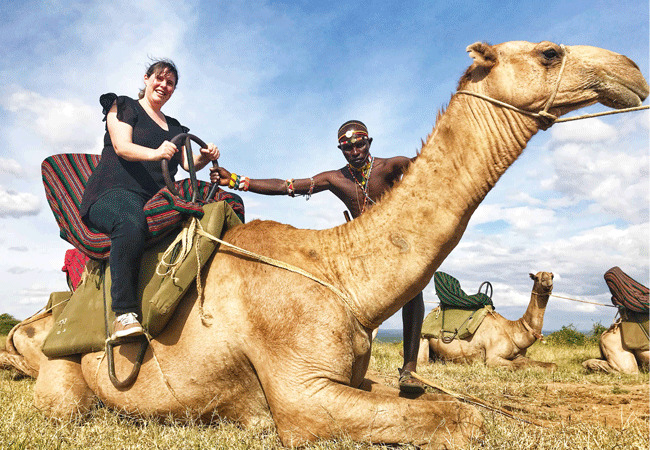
[421,305,493,342]
[434,271,493,309]
[42,201,242,358]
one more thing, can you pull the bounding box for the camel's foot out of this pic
[275,376,484,450]
[582,358,640,375]
[583,358,614,373]
[34,356,96,421]
[411,399,484,450]
[531,361,557,372]
[417,338,430,364]
[499,356,557,372]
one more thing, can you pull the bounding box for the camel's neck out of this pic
[324,95,540,327]
[521,286,551,334]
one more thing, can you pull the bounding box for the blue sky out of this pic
[0,0,647,332]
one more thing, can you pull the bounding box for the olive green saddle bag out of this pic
[421,305,493,342]
[42,201,242,358]
[620,309,649,351]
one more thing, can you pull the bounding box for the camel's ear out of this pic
[529,273,535,280]
[466,42,497,69]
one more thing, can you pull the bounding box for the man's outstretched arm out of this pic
[210,166,334,197]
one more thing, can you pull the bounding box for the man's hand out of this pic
[209,166,233,186]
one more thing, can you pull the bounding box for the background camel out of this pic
[419,272,556,370]
[583,319,649,374]
[1,41,647,450]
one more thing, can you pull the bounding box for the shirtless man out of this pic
[211,120,425,393]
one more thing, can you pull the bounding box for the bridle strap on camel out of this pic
[457,45,649,128]
[520,317,543,341]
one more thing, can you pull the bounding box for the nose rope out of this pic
[456,45,648,128]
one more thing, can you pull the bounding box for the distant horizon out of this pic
[376,323,601,341]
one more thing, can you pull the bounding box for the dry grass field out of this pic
[0,334,648,450]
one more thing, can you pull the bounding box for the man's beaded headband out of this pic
[338,129,369,146]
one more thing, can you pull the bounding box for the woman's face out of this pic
[143,69,176,107]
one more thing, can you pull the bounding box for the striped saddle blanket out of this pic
[42,153,245,260]
[604,266,649,313]
[434,271,494,309]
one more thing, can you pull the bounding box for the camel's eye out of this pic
[542,48,560,60]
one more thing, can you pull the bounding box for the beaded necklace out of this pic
[348,155,374,213]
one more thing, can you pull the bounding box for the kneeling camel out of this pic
[420,272,556,370]
[1,41,648,449]
[583,317,649,374]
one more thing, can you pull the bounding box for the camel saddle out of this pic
[41,201,242,358]
[618,309,649,351]
[421,272,495,342]
[604,266,649,313]
[421,305,493,342]
[41,153,245,260]
[433,271,494,309]
[603,267,649,351]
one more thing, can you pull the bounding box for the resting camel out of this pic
[582,320,649,374]
[419,272,557,370]
[1,41,647,449]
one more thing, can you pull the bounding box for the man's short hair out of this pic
[338,120,369,143]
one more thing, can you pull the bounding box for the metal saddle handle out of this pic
[478,281,493,299]
[161,133,220,203]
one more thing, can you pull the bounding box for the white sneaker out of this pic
[111,313,144,340]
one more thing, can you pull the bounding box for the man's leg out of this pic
[399,292,425,393]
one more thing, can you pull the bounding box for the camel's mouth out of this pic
[555,86,646,117]
[596,72,649,109]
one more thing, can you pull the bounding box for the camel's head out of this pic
[530,271,554,293]
[460,40,648,121]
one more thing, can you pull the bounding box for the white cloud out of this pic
[18,284,59,305]
[550,117,617,142]
[1,85,98,150]
[505,191,543,206]
[0,185,40,217]
[548,139,648,223]
[0,158,23,176]
[470,204,556,231]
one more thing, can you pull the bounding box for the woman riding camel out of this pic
[79,59,220,341]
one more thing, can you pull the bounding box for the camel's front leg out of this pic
[507,355,557,371]
[34,356,96,420]
[417,337,430,364]
[600,327,641,374]
[265,378,483,450]
[486,354,556,371]
[635,349,649,370]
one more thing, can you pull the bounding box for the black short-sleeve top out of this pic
[79,93,188,218]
